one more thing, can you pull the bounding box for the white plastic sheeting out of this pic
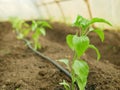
[90,0,120,29]
[0,0,120,29]
[0,0,40,20]
[38,0,120,29]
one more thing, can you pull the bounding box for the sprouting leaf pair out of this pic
[74,15,112,40]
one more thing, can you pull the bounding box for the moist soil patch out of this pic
[0,22,120,90]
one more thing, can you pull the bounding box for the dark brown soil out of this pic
[0,22,120,90]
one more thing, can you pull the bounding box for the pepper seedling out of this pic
[59,15,112,90]
[9,17,51,50]
[9,17,30,39]
[31,20,51,49]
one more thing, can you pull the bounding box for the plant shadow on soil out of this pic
[0,22,120,90]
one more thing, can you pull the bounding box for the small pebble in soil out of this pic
[2,85,6,89]
[38,69,47,76]
[5,79,11,85]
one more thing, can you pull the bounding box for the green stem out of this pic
[82,29,87,36]
[85,30,90,36]
[71,52,77,90]
[72,52,77,64]
[80,28,83,36]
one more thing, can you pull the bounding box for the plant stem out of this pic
[71,52,77,90]
[72,52,77,64]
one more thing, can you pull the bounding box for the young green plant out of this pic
[9,17,51,50]
[9,17,30,39]
[59,15,112,90]
[31,20,51,49]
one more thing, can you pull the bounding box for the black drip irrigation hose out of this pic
[22,38,71,78]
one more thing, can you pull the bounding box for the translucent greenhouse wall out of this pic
[0,0,40,20]
[0,0,120,30]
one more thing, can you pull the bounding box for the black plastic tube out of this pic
[23,38,71,78]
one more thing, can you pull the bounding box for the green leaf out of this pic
[31,20,37,31]
[73,35,89,57]
[72,60,89,82]
[57,59,70,70]
[37,21,52,28]
[74,15,89,30]
[59,80,70,90]
[22,29,30,36]
[93,29,104,42]
[10,17,24,30]
[88,44,101,61]
[17,33,24,39]
[40,28,46,36]
[66,35,74,50]
[34,41,41,50]
[32,30,40,40]
[76,77,87,90]
[72,60,89,90]
[32,30,41,50]
[41,21,52,28]
[24,22,29,26]
[87,18,112,27]
[16,88,20,90]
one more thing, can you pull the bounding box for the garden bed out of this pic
[0,22,120,90]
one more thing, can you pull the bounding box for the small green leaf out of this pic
[72,60,89,90]
[93,29,104,42]
[66,34,74,50]
[17,33,24,39]
[88,44,101,60]
[32,31,40,41]
[32,30,41,50]
[34,41,41,50]
[37,21,52,28]
[40,28,46,36]
[16,88,20,90]
[57,59,69,66]
[31,20,37,31]
[76,77,87,90]
[23,23,29,28]
[87,18,112,27]
[57,59,70,70]
[72,60,89,81]
[22,29,30,36]
[73,35,89,57]
[9,17,23,29]
[74,15,89,30]
[60,80,70,90]
[42,21,52,28]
